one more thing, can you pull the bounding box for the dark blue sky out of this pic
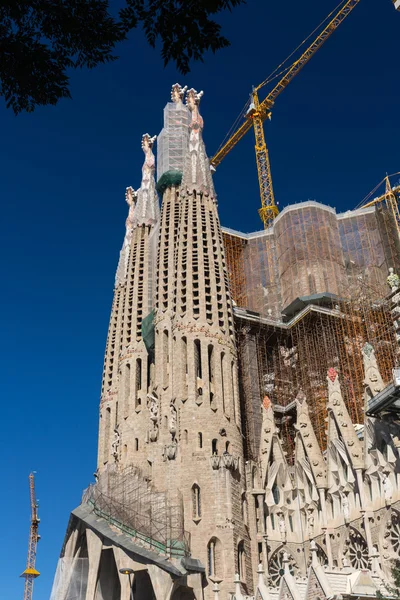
[2,0,398,598]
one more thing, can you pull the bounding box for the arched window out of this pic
[238,541,246,582]
[212,439,218,455]
[208,539,215,577]
[289,515,294,532]
[135,358,142,408]
[192,484,201,520]
[252,466,257,489]
[207,538,222,578]
[194,339,202,379]
[125,363,131,405]
[272,483,280,504]
[225,441,230,453]
[181,337,188,396]
[241,493,248,526]
[220,353,226,413]
[163,330,169,386]
[104,407,111,463]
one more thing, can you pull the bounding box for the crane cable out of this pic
[255,0,348,92]
[215,97,252,156]
[214,0,349,157]
[355,171,400,209]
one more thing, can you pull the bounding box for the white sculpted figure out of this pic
[186,88,204,185]
[147,393,159,442]
[278,512,287,540]
[123,187,137,247]
[307,509,314,536]
[169,402,177,435]
[111,427,120,458]
[132,133,159,228]
[387,267,400,291]
[383,473,393,504]
[342,494,350,520]
[147,393,159,422]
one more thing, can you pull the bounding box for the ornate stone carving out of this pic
[111,426,120,459]
[387,267,400,291]
[147,393,159,442]
[133,134,160,227]
[383,473,393,505]
[278,511,287,542]
[165,442,177,460]
[268,550,296,587]
[341,494,350,521]
[344,529,369,569]
[210,455,221,470]
[171,83,187,105]
[169,402,177,436]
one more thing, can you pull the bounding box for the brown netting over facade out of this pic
[273,204,346,308]
[236,287,399,460]
[223,202,400,318]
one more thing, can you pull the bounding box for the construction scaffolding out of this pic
[236,282,400,460]
[83,465,190,558]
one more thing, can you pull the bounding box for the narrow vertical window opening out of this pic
[192,484,201,519]
[194,339,202,379]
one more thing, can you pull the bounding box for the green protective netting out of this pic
[156,170,182,194]
[142,310,155,357]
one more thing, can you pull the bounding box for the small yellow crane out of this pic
[210,0,362,228]
[359,173,400,235]
[21,473,40,600]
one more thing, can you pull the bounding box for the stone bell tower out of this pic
[149,86,252,598]
[97,132,160,472]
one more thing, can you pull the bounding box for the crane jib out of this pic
[209,0,362,225]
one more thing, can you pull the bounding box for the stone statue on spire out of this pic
[115,187,138,286]
[171,83,187,106]
[133,133,160,228]
[125,186,137,231]
[181,88,216,196]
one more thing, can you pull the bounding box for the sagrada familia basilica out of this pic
[51,84,400,600]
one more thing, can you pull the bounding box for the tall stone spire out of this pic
[327,367,364,470]
[98,133,160,471]
[115,186,137,287]
[294,390,327,489]
[151,86,251,599]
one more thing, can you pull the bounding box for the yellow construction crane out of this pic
[21,473,40,600]
[359,173,400,235]
[210,0,362,228]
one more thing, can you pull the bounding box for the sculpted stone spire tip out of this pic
[171,83,187,105]
[181,88,216,197]
[133,133,160,228]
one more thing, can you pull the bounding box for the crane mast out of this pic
[21,473,40,600]
[210,0,362,228]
